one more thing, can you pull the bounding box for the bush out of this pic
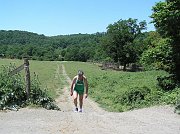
[174,90,180,114]
[175,104,180,114]
[0,64,60,111]
[113,86,151,110]
[157,74,177,91]
[122,87,150,104]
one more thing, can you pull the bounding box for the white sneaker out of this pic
[74,108,78,112]
[79,109,83,112]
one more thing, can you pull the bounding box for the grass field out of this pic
[63,61,179,112]
[0,59,64,98]
[1,59,179,112]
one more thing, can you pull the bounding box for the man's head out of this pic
[78,70,84,76]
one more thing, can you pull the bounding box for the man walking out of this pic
[70,70,88,112]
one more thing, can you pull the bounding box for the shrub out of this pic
[175,103,180,114]
[113,86,151,110]
[157,74,177,91]
[174,90,180,114]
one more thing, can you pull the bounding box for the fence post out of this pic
[24,58,30,99]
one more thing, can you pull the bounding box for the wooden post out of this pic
[24,58,30,99]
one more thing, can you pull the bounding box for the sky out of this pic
[0,0,164,36]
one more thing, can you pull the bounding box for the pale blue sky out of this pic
[0,0,164,36]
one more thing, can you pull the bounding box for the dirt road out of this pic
[0,65,180,134]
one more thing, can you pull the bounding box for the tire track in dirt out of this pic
[55,64,73,112]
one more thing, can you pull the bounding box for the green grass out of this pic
[63,61,165,90]
[63,61,179,112]
[1,59,179,112]
[0,59,64,99]
[0,59,23,67]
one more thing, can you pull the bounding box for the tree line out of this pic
[0,30,105,61]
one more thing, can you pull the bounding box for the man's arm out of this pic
[70,76,76,96]
[84,76,88,98]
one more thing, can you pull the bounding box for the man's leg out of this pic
[73,91,78,111]
[79,94,84,111]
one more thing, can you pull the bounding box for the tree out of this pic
[103,18,146,70]
[140,38,173,71]
[151,0,180,81]
[142,31,161,48]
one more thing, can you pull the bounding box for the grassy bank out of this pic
[63,61,179,112]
